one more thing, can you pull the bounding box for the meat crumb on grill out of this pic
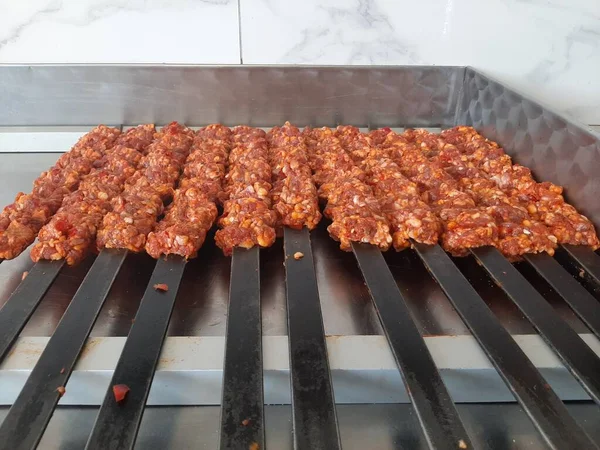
[242,418,251,426]
[56,386,66,397]
[60,367,65,374]
[458,439,468,449]
[113,384,130,403]
[293,252,304,260]
[21,271,28,281]
[153,283,168,292]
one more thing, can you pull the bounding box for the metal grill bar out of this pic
[0,260,64,361]
[0,249,127,450]
[524,253,600,339]
[351,243,472,450]
[414,243,597,450]
[561,245,600,286]
[219,247,264,450]
[85,256,187,450]
[471,246,600,405]
[283,228,340,450]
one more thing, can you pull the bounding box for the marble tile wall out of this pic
[1,0,599,124]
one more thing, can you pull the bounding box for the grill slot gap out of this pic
[0,260,64,361]
[524,253,600,339]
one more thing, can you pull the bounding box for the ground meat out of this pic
[439,208,499,256]
[145,189,218,259]
[0,125,122,260]
[334,125,440,249]
[372,128,497,254]
[267,122,322,231]
[145,124,232,259]
[487,205,557,259]
[215,127,277,255]
[304,127,392,251]
[97,122,193,252]
[116,124,157,153]
[410,130,558,258]
[31,125,155,265]
[439,126,599,250]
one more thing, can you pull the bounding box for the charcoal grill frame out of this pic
[0,65,600,449]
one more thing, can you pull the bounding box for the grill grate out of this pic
[561,244,600,287]
[353,243,472,449]
[284,228,340,450]
[86,255,187,450]
[0,126,600,450]
[219,247,264,450]
[0,250,126,449]
[414,243,598,449]
[524,252,600,339]
[472,247,600,406]
[0,260,64,360]
[0,221,599,449]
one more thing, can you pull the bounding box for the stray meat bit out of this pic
[56,386,66,397]
[242,418,251,426]
[458,439,468,449]
[60,367,65,374]
[153,283,169,292]
[21,271,28,281]
[579,268,585,278]
[249,443,260,450]
[113,384,130,403]
[293,252,304,260]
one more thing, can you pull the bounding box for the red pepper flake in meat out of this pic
[56,386,66,397]
[153,283,168,292]
[113,384,130,403]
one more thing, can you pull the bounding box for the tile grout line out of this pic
[237,0,243,64]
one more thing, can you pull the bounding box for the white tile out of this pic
[0,0,240,64]
[240,0,600,125]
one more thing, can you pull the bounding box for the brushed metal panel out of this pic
[458,67,600,228]
[0,65,463,127]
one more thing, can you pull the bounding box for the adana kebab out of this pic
[267,121,321,231]
[215,126,277,255]
[439,126,599,249]
[369,128,498,256]
[31,125,156,265]
[97,122,194,253]
[335,125,440,250]
[0,122,596,263]
[146,124,232,259]
[0,125,121,260]
[303,127,392,251]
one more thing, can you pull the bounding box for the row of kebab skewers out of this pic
[0,122,597,267]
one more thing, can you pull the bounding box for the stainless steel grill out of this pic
[0,65,600,449]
